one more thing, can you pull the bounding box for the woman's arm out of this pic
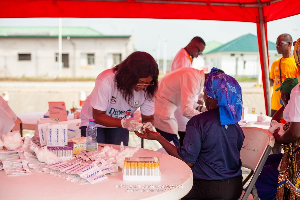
[141,114,153,124]
[135,130,194,167]
[274,122,300,144]
[271,105,285,123]
[92,108,122,127]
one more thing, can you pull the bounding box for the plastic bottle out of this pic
[86,119,98,152]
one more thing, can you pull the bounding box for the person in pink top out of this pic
[171,36,206,146]
[80,51,159,146]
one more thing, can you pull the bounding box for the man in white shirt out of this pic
[170,36,206,146]
[171,36,205,71]
[154,67,206,147]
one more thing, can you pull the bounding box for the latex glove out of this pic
[121,118,143,132]
[142,122,155,132]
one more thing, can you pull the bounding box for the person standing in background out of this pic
[170,36,205,71]
[170,36,207,146]
[270,33,298,117]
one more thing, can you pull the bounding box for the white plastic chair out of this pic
[240,127,275,200]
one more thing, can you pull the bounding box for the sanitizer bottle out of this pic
[86,119,98,151]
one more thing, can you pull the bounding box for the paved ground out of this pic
[0,81,266,115]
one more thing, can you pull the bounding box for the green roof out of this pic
[204,33,276,55]
[0,27,130,38]
[203,41,223,54]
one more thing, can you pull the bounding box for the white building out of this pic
[203,34,280,83]
[0,27,134,78]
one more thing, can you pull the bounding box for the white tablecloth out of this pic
[0,146,193,200]
[239,113,271,129]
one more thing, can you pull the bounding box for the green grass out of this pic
[234,76,258,82]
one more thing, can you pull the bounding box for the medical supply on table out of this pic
[47,146,73,159]
[38,119,81,146]
[244,121,255,127]
[59,119,81,141]
[44,147,122,184]
[86,119,98,152]
[123,157,161,181]
[69,137,86,154]
[1,131,23,150]
[0,151,31,175]
[252,108,256,113]
[120,141,124,151]
[38,123,68,147]
[74,110,81,119]
[73,143,86,155]
[1,134,140,184]
[257,114,266,122]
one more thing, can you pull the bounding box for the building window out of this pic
[55,53,69,68]
[107,53,122,69]
[87,54,95,65]
[113,54,122,66]
[80,53,95,69]
[18,53,31,61]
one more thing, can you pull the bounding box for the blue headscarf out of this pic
[204,67,243,125]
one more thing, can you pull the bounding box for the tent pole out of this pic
[258,5,271,116]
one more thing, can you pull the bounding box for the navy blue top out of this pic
[177,108,244,180]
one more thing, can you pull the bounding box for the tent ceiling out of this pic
[1,0,300,23]
[1,0,300,116]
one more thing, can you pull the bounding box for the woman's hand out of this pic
[121,118,143,131]
[142,122,155,132]
[134,128,161,140]
[273,127,281,141]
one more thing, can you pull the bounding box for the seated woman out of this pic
[255,78,299,200]
[136,67,244,200]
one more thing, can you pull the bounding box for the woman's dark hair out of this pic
[114,51,159,103]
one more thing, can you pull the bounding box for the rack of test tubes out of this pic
[123,157,161,181]
[47,146,73,160]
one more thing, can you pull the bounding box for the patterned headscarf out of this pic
[204,67,243,125]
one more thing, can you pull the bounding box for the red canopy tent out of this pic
[1,0,300,115]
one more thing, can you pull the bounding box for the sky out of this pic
[0,15,300,60]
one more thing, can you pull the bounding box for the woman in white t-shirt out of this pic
[80,51,159,145]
